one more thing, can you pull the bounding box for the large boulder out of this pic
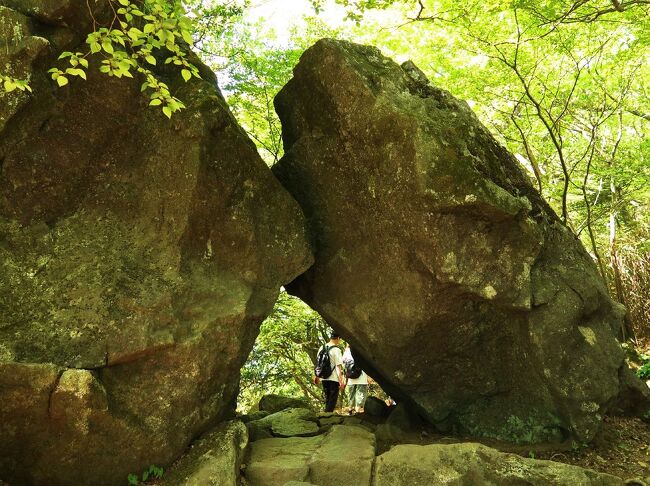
[373,443,623,485]
[273,38,648,443]
[309,425,376,486]
[0,5,311,485]
[244,425,376,486]
[247,408,320,441]
[245,435,325,486]
[162,421,248,486]
[258,393,312,413]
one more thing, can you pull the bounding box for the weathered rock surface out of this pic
[0,5,311,485]
[245,436,325,486]
[245,425,376,486]
[162,421,248,486]
[309,425,376,486]
[247,408,320,441]
[373,443,624,485]
[273,38,649,443]
[259,393,312,413]
[375,403,424,445]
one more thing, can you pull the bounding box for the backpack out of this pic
[314,345,333,378]
[344,354,362,379]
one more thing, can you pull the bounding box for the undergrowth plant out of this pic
[127,464,164,485]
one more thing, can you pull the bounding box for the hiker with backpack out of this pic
[313,332,345,412]
[342,345,369,414]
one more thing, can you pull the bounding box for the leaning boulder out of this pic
[273,38,647,443]
[0,5,311,485]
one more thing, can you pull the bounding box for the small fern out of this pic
[127,464,164,485]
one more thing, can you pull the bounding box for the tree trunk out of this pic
[609,180,635,342]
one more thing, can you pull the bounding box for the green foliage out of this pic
[1,0,212,116]
[239,291,329,411]
[1,75,32,93]
[310,0,395,22]
[53,0,201,117]
[221,30,304,164]
[571,440,589,452]
[638,363,650,380]
[203,16,341,165]
[127,464,164,485]
[637,352,650,380]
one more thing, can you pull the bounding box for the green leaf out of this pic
[4,79,17,92]
[66,68,87,80]
[90,42,101,54]
[145,55,157,65]
[118,0,129,5]
[162,106,172,119]
[149,99,162,106]
[182,29,194,45]
[181,69,191,82]
[128,27,143,40]
[102,40,114,54]
[56,76,69,87]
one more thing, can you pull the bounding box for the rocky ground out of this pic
[149,395,648,485]
[534,416,649,480]
[372,415,650,482]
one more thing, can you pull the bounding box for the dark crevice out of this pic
[43,218,57,230]
[38,117,51,133]
[47,369,65,419]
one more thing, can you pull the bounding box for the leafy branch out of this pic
[3,0,201,118]
[1,75,32,93]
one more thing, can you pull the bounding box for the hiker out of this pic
[342,345,369,414]
[313,332,345,412]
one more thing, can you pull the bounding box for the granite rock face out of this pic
[244,425,376,486]
[273,39,648,443]
[161,420,248,486]
[258,393,312,413]
[0,5,311,485]
[373,443,624,486]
